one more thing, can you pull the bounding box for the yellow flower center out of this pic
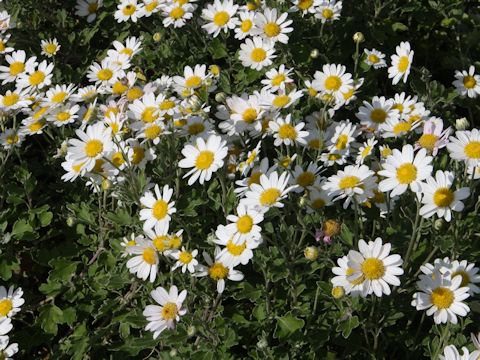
[111,151,125,167]
[141,106,158,123]
[368,54,380,64]
[242,108,257,123]
[322,8,333,19]
[433,187,454,207]
[131,146,145,165]
[2,93,19,107]
[397,56,410,72]
[361,258,385,280]
[44,43,58,55]
[145,0,158,12]
[451,270,470,288]
[152,199,168,220]
[0,299,12,316]
[273,95,290,108]
[465,141,480,159]
[160,100,175,110]
[28,120,45,132]
[370,109,387,123]
[240,19,252,32]
[153,235,169,251]
[328,153,341,161]
[84,139,103,158]
[259,188,280,206]
[343,88,355,100]
[393,121,411,135]
[170,6,185,19]
[29,71,45,86]
[179,251,193,264]
[298,0,313,10]
[430,287,454,309]
[112,81,128,94]
[324,75,341,91]
[236,215,253,233]
[97,69,113,81]
[127,87,143,100]
[372,190,385,204]
[120,48,134,57]
[122,4,136,16]
[213,11,230,26]
[56,111,71,122]
[308,87,318,97]
[335,134,349,150]
[126,240,136,246]
[6,134,19,145]
[271,74,286,87]
[72,162,84,173]
[9,62,25,76]
[396,163,417,184]
[418,134,438,151]
[297,171,315,188]
[188,123,205,135]
[161,302,178,320]
[51,91,67,103]
[463,76,476,89]
[88,2,98,13]
[392,103,404,113]
[226,240,247,256]
[250,48,266,63]
[381,147,392,157]
[361,146,372,158]
[144,124,162,139]
[278,123,297,139]
[209,262,229,280]
[142,247,157,265]
[185,75,202,88]
[339,175,360,189]
[195,150,214,170]
[308,139,321,149]
[311,198,325,209]
[264,22,280,37]
[248,172,262,186]
[168,235,182,250]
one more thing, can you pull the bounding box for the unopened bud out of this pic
[353,32,365,43]
[209,65,220,76]
[215,92,227,103]
[455,117,470,130]
[169,349,177,357]
[153,32,162,42]
[102,178,112,191]
[304,246,319,261]
[332,286,345,299]
[310,49,320,59]
[187,325,196,337]
[257,339,268,349]
[434,218,446,231]
[66,216,76,227]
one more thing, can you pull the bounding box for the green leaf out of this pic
[38,304,63,335]
[336,315,360,338]
[274,315,305,338]
[48,259,79,283]
[11,219,34,239]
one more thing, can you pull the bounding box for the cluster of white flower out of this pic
[0,286,24,359]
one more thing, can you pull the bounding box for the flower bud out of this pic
[153,32,162,42]
[257,339,268,349]
[66,216,76,227]
[322,219,341,238]
[434,218,446,231]
[169,349,178,357]
[310,49,320,59]
[331,286,345,299]
[353,32,365,43]
[304,246,319,261]
[215,92,227,103]
[209,64,220,76]
[455,117,470,130]
[102,178,112,191]
[187,325,196,337]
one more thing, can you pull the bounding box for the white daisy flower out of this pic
[234,11,255,40]
[327,119,359,152]
[173,64,208,94]
[0,318,12,336]
[388,41,414,85]
[110,36,142,59]
[290,0,320,15]
[194,249,244,294]
[114,0,145,23]
[261,64,294,92]
[315,0,342,23]
[0,50,37,84]
[308,186,333,212]
[140,184,176,233]
[378,144,433,197]
[143,0,161,16]
[452,65,480,98]
[41,38,60,58]
[447,129,480,167]
[169,247,199,273]
[0,336,18,359]
[126,238,158,282]
[364,48,386,69]
[312,64,353,102]
[201,0,239,37]
[143,285,187,338]
[291,162,322,193]
[252,7,293,44]
[356,96,399,131]
[126,139,157,169]
[0,89,31,112]
[260,88,304,110]
[235,157,276,196]
[412,270,470,324]
[241,171,296,212]
[419,170,470,222]
[0,286,24,318]
[16,60,54,91]
[323,164,377,209]
[66,122,113,172]
[47,104,80,127]
[178,134,228,185]
[356,137,377,164]
[75,0,103,22]
[380,117,420,138]
[443,260,480,296]
[269,114,308,147]
[226,204,263,243]
[0,129,24,150]
[120,233,141,258]
[331,255,365,297]
[213,225,260,267]
[218,93,264,136]
[0,34,13,55]
[238,37,276,71]
[346,237,404,297]
[161,3,195,28]
[439,345,480,360]
[87,59,122,85]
